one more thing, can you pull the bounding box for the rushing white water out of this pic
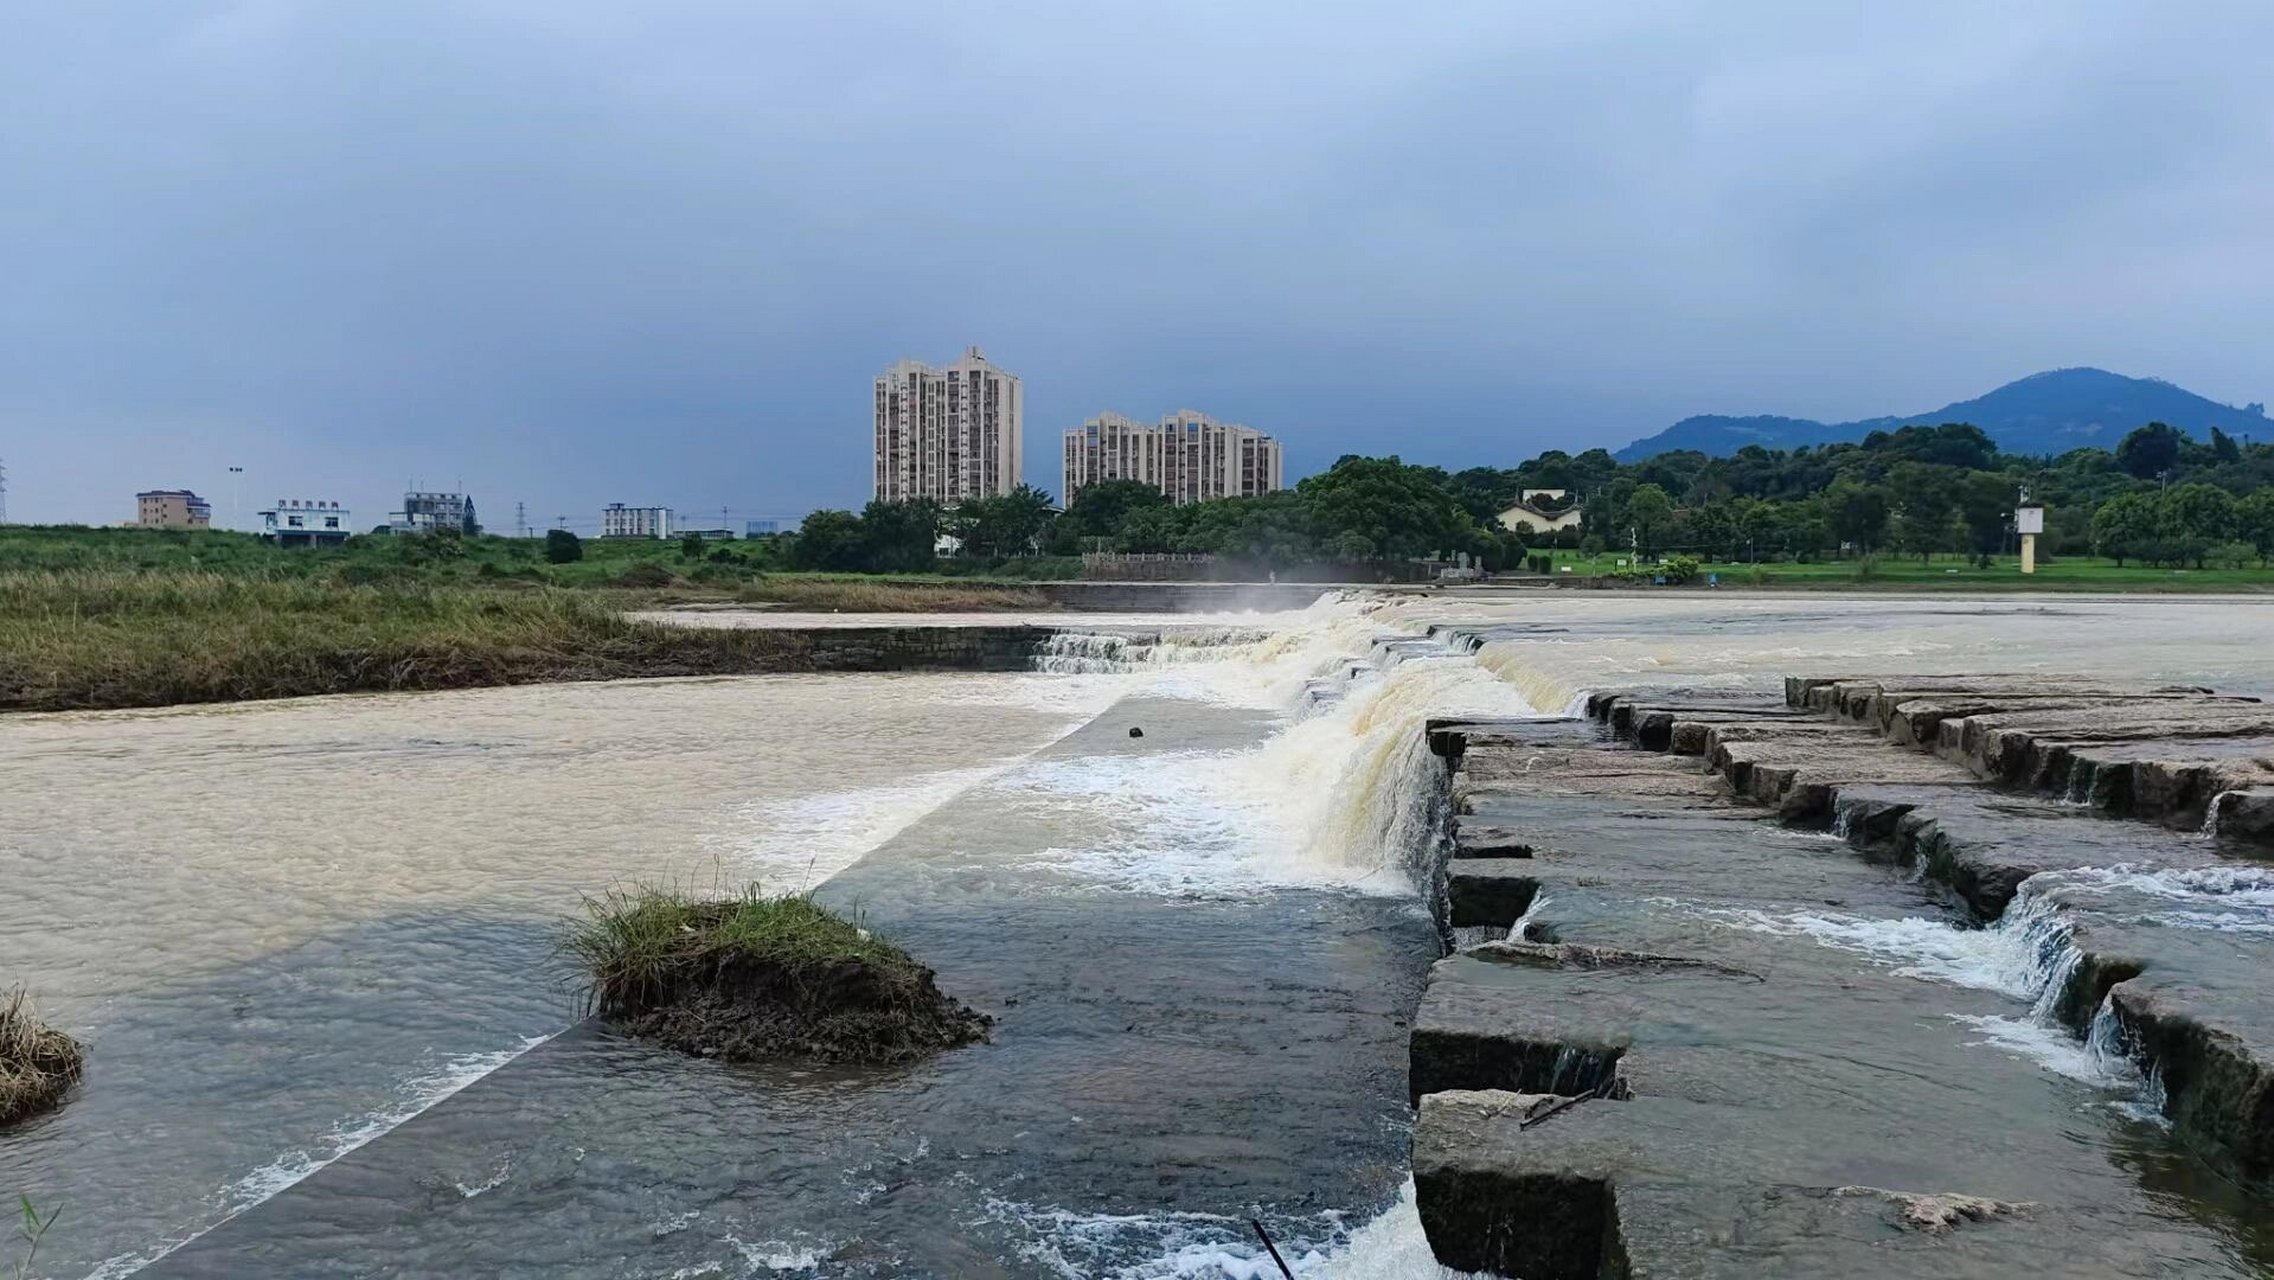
[1689,897,2066,1001]
[986,1179,1484,1280]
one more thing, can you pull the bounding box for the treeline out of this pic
[1441,421,2274,568]
[789,422,2274,574]
[786,457,1515,575]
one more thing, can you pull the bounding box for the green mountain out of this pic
[1615,368,2267,462]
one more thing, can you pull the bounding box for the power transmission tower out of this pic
[515,501,528,538]
[0,457,9,525]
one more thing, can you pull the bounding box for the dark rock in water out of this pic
[1446,860,1539,928]
[615,956,991,1065]
[1129,726,1144,738]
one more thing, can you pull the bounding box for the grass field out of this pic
[0,525,1067,607]
[0,572,828,712]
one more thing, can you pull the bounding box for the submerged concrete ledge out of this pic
[1576,678,2274,1190]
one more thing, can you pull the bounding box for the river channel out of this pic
[3,593,2271,1276]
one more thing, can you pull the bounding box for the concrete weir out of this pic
[1406,682,2274,1277]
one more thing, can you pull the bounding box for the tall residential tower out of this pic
[873,347,1023,504]
[1062,410,1285,506]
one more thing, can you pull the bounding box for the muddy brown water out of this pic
[3,594,2272,1277]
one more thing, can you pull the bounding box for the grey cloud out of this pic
[2,1,2270,526]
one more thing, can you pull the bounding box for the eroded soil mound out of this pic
[569,888,989,1065]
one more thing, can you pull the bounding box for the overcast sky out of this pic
[4,1,2270,529]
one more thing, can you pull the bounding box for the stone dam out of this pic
[1414,667,2274,1277]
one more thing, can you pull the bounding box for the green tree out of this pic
[2239,490,2274,566]
[2158,482,2237,568]
[1887,463,1959,563]
[790,509,867,571]
[2211,426,2243,465]
[1117,504,1185,554]
[1623,484,1674,556]
[1296,456,1480,561]
[544,529,584,564]
[679,533,705,560]
[2091,491,2157,566]
[1957,471,2017,562]
[858,499,941,573]
[1821,478,1889,555]
[1735,497,1781,561]
[1059,479,1169,547]
[948,485,1057,558]
[2115,422,2186,480]
[1685,500,1740,560]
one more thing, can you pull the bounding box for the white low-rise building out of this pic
[261,499,351,546]
[602,504,674,539]
[1497,488,1585,537]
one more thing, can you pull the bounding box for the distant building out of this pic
[134,490,212,529]
[680,528,736,541]
[601,503,674,539]
[745,518,781,537]
[259,499,351,547]
[1061,410,1285,506]
[1496,488,1585,537]
[874,346,1023,504]
[391,491,479,535]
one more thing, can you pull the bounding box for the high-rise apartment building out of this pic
[874,347,1022,504]
[1062,411,1285,506]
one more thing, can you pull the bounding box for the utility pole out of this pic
[228,465,244,531]
[0,457,9,525]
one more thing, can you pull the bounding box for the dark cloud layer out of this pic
[4,1,2270,527]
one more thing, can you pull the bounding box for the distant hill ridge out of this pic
[1615,368,2268,462]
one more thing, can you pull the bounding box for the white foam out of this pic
[2045,863,2274,906]
[1949,1014,2135,1086]
[1696,906,2044,997]
[724,1236,830,1273]
[714,765,1009,891]
[983,1179,1483,1279]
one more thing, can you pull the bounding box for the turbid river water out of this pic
[3,592,2271,1277]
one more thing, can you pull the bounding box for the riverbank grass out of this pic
[566,885,989,1064]
[0,988,84,1127]
[0,572,822,712]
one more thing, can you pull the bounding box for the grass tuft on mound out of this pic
[565,885,989,1064]
[0,987,84,1126]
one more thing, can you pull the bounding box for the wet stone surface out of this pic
[1412,732,2274,1277]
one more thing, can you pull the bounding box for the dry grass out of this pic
[566,884,910,1016]
[0,571,812,712]
[734,577,1047,612]
[0,987,83,1127]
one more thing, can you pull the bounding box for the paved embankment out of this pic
[1405,678,2274,1277]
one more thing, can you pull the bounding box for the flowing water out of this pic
[4,593,2273,1276]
